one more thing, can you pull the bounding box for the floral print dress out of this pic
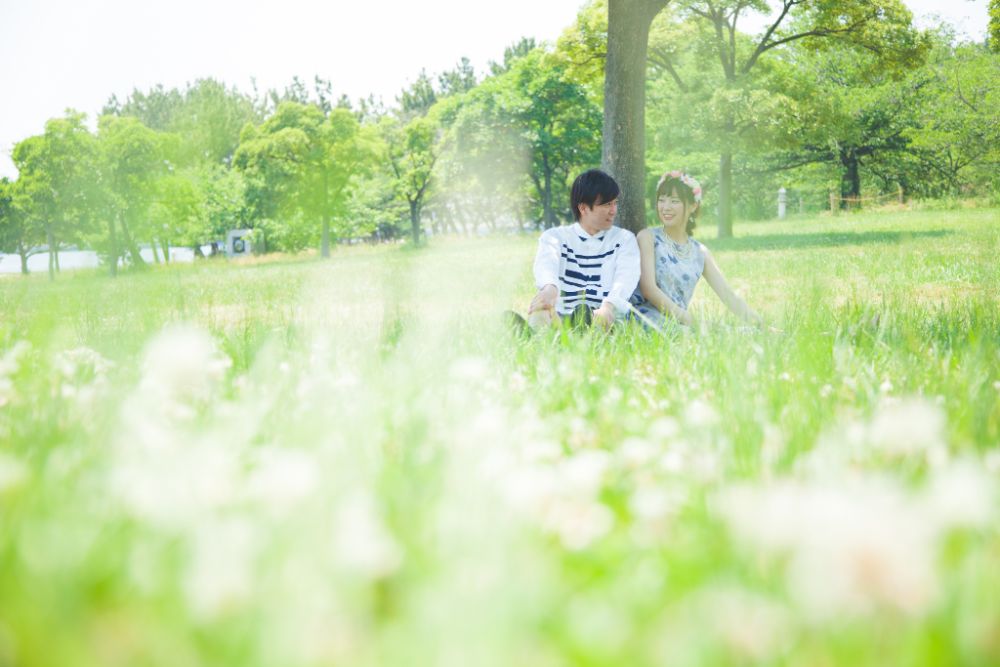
[629,228,705,329]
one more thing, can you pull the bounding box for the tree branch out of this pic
[744,0,799,73]
[953,73,980,113]
[648,47,690,91]
[727,4,741,76]
[742,18,870,74]
[704,1,735,79]
[746,153,833,174]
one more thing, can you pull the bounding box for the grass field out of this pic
[1,207,999,666]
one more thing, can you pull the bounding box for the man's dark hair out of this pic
[570,169,620,221]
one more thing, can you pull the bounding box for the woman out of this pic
[630,171,763,329]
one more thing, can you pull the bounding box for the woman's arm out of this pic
[637,229,692,325]
[702,247,763,325]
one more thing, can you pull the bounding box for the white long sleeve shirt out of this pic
[532,222,641,318]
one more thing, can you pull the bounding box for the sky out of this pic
[0,0,991,180]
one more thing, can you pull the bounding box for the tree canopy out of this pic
[2,3,996,275]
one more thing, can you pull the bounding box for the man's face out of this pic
[578,197,618,234]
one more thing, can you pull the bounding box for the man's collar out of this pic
[573,222,607,241]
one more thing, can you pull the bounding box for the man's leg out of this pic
[527,285,559,330]
[527,308,555,330]
[504,310,531,338]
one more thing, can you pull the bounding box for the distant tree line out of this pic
[1,0,997,275]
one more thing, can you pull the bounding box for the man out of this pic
[527,169,640,330]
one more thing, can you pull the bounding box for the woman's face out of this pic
[657,188,696,230]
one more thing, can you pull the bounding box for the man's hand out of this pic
[593,303,616,330]
[529,284,558,314]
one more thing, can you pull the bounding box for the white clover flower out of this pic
[448,356,490,382]
[567,416,593,449]
[54,346,114,382]
[454,406,511,452]
[690,586,794,661]
[691,448,723,482]
[0,340,30,375]
[923,460,997,531]
[786,512,937,619]
[54,346,115,407]
[685,399,718,428]
[332,493,402,579]
[244,447,320,513]
[717,477,940,620]
[761,423,786,473]
[658,446,688,475]
[112,329,243,528]
[649,416,681,440]
[0,341,31,407]
[604,386,624,405]
[184,517,259,620]
[867,397,946,458]
[0,452,27,493]
[629,484,686,525]
[520,439,562,464]
[110,434,241,530]
[497,450,615,550]
[619,437,661,469]
[330,369,360,391]
[807,397,948,471]
[542,497,614,551]
[560,450,610,496]
[139,325,231,416]
[985,449,1000,475]
[498,464,559,515]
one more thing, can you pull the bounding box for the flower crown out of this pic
[658,170,703,203]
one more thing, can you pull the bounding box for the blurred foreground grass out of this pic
[1,207,999,666]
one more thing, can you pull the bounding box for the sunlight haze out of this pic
[0,0,990,179]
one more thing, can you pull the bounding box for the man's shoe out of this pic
[569,304,593,329]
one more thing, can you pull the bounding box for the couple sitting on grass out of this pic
[521,168,762,332]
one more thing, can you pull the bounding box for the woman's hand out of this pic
[669,305,692,327]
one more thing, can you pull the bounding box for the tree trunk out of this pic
[161,238,170,263]
[321,213,331,258]
[150,239,161,264]
[18,245,29,275]
[602,0,668,234]
[108,214,119,277]
[840,151,861,208]
[321,172,331,258]
[543,164,556,229]
[409,199,421,245]
[718,152,734,238]
[120,216,147,269]
[47,228,55,281]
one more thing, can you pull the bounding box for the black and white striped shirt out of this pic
[533,223,640,318]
